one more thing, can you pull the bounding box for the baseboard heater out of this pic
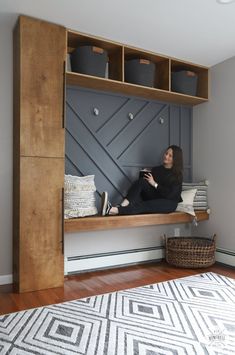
[215,248,235,267]
[64,246,164,275]
[64,246,235,275]
[1,247,234,285]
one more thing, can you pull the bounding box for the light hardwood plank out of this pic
[65,211,209,233]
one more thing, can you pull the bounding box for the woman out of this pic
[101,145,183,216]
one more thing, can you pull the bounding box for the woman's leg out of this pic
[118,199,178,215]
[125,178,154,204]
[107,179,160,215]
[102,179,158,216]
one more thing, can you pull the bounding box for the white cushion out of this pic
[64,174,98,219]
[176,188,197,216]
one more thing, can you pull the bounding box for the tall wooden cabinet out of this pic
[13,16,66,292]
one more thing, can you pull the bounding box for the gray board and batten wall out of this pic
[65,86,193,212]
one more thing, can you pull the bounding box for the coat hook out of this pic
[93,108,99,116]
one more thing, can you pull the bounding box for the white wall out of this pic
[0,5,193,281]
[65,224,191,257]
[193,57,235,252]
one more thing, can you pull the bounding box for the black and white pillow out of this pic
[64,175,98,218]
[182,180,209,211]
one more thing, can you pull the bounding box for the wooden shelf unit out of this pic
[67,29,209,105]
[13,15,210,293]
[65,211,209,233]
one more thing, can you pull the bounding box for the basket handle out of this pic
[212,234,216,242]
[92,46,104,54]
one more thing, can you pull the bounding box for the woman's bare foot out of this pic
[121,198,129,207]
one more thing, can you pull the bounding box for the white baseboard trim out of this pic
[215,248,235,267]
[1,248,234,285]
[65,247,164,275]
[0,274,13,286]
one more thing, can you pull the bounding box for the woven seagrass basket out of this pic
[164,234,216,268]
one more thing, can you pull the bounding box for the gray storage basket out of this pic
[171,70,198,96]
[125,59,155,87]
[71,45,108,78]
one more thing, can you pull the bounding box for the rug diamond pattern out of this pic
[0,272,234,354]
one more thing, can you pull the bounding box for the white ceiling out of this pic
[1,0,235,67]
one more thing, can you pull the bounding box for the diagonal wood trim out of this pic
[64,210,209,233]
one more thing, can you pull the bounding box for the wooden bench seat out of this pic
[64,210,209,233]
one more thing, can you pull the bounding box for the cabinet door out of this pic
[16,157,64,292]
[19,16,66,158]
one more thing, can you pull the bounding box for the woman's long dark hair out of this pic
[166,145,183,183]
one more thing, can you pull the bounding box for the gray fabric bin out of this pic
[125,59,155,87]
[71,45,108,78]
[171,70,198,96]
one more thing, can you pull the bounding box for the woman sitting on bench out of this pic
[101,145,183,216]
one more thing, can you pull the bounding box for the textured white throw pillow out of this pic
[64,175,98,218]
[176,188,197,216]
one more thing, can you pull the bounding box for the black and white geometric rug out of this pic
[0,272,234,354]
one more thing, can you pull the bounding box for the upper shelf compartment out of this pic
[66,29,209,106]
[171,59,209,100]
[67,29,123,82]
[124,46,169,92]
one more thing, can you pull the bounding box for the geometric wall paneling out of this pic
[65,105,129,204]
[96,98,151,148]
[169,105,192,181]
[169,106,180,147]
[65,87,192,211]
[180,107,192,168]
[116,104,169,171]
[66,87,128,134]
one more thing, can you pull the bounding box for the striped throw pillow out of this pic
[182,180,209,211]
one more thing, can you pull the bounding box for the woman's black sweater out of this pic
[151,165,182,202]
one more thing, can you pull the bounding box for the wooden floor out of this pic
[0,261,234,316]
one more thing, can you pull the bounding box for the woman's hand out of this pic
[144,172,156,187]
